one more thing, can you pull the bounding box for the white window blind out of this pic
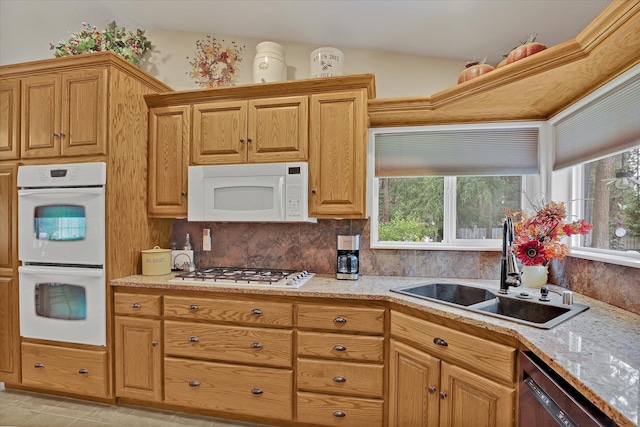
[374,125,540,177]
[553,67,640,170]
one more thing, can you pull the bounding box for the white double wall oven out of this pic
[17,162,107,346]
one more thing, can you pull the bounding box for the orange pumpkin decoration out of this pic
[506,34,547,64]
[458,62,495,84]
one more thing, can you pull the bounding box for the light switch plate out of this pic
[203,228,211,251]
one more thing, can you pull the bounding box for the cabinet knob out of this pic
[311,189,317,194]
[333,344,347,352]
[188,336,200,343]
[439,392,447,400]
[152,341,159,347]
[250,388,263,395]
[34,362,44,368]
[332,410,346,418]
[428,386,436,394]
[188,304,199,311]
[181,191,186,196]
[78,368,89,375]
[240,138,245,143]
[333,375,346,383]
[188,380,200,387]
[59,132,65,137]
[250,342,264,349]
[52,132,59,138]
[250,308,263,315]
[433,337,448,347]
[130,303,141,309]
[333,316,347,324]
[247,138,252,143]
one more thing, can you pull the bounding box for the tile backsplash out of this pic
[172,219,639,315]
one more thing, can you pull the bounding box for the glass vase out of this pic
[521,265,548,288]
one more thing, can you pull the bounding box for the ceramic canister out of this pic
[310,47,344,78]
[141,246,171,275]
[253,42,287,83]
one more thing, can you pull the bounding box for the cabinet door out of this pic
[0,79,20,160]
[0,165,16,275]
[148,105,190,217]
[388,340,440,427]
[192,100,246,165]
[60,68,108,157]
[440,362,516,427]
[309,90,368,218]
[115,316,162,401]
[248,96,308,163]
[21,74,61,158]
[0,277,20,383]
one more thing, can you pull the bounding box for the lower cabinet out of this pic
[21,342,109,398]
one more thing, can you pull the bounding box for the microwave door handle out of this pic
[279,177,286,220]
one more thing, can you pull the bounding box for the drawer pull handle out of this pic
[333,345,347,352]
[333,316,347,324]
[34,362,44,369]
[250,308,263,315]
[152,341,159,347]
[250,388,263,395]
[332,410,346,418]
[131,303,141,309]
[188,336,200,343]
[333,376,346,383]
[188,304,199,311]
[439,392,447,400]
[188,380,200,387]
[78,368,89,375]
[250,342,264,349]
[428,386,436,394]
[433,337,448,347]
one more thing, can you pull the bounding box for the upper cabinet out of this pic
[20,68,108,158]
[0,80,20,161]
[192,96,308,165]
[145,75,376,219]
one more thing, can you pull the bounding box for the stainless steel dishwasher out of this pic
[519,351,617,426]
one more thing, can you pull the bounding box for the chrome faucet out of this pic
[500,216,521,294]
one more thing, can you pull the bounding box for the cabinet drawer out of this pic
[165,321,293,368]
[164,296,293,327]
[114,293,161,316]
[297,304,385,334]
[22,343,109,398]
[165,357,292,421]
[391,311,516,383]
[297,358,383,398]
[297,331,384,362]
[296,391,383,427]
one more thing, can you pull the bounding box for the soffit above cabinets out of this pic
[368,1,640,128]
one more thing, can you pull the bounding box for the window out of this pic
[369,123,541,249]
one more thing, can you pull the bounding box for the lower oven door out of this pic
[19,265,106,346]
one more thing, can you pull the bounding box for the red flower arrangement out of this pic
[505,201,593,266]
[186,36,244,88]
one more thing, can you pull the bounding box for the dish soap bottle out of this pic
[184,233,193,251]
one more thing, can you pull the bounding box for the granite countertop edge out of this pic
[111,273,639,427]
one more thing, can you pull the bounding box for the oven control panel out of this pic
[18,162,107,188]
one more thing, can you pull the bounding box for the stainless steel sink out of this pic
[392,282,497,307]
[391,282,589,329]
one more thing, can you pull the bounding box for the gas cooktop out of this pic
[168,267,314,289]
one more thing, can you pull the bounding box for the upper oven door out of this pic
[18,187,105,265]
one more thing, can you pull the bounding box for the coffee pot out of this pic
[336,234,360,280]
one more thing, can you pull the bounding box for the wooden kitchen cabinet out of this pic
[389,311,517,426]
[114,316,163,402]
[309,89,369,218]
[0,79,20,160]
[20,68,108,159]
[148,105,190,218]
[192,96,308,165]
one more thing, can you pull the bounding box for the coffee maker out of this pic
[336,234,360,280]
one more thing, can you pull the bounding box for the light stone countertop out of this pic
[112,273,640,426]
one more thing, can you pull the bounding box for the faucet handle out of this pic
[539,286,551,301]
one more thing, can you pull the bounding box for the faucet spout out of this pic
[500,216,521,294]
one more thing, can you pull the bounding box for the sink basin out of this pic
[391,282,589,329]
[392,282,497,307]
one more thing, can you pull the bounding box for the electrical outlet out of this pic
[203,229,212,251]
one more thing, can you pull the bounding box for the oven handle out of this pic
[19,265,104,277]
[19,187,104,196]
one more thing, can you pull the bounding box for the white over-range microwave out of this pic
[188,162,316,223]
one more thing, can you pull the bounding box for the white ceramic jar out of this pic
[253,42,287,83]
[310,47,344,78]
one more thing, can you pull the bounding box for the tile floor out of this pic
[0,387,275,427]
